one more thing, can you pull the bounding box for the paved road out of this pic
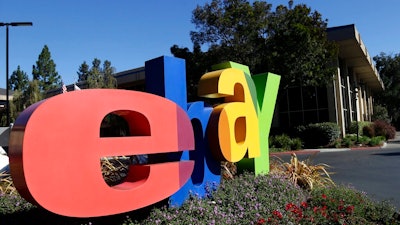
[276,142,400,209]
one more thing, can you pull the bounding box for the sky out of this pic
[0,0,399,89]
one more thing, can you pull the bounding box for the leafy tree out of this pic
[373,53,400,127]
[32,45,62,94]
[9,65,29,92]
[190,0,272,72]
[265,4,337,88]
[172,0,337,97]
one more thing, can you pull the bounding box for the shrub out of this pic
[369,136,385,146]
[339,134,385,147]
[297,122,341,148]
[372,104,391,123]
[349,121,372,136]
[270,153,334,190]
[269,134,303,152]
[362,125,375,138]
[132,173,306,225]
[373,120,396,140]
[306,186,399,224]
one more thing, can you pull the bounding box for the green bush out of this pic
[269,134,302,152]
[349,121,372,136]
[297,122,341,148]
[339,135,385,147]
[369,136,386,146]
[372,105,391,123]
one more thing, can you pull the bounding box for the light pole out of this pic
[0,22,32,126]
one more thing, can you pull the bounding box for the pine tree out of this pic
[32,45,62,94]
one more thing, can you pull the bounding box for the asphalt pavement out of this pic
[273,132,400,210]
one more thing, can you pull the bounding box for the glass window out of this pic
[288,87,302,111]
[302,87,317,110]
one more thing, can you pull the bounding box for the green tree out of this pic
[265,3,337,88]
[24,79,42,107]
[32,45,62,94]
[77,61,90,82]
[8,66,30,124]
[85,58,117,89]
[9,65,29,92]
[190,0,272,72]
[172,0,337,96]
[373,53,400,127]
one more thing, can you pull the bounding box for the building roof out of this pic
[327,24,384,91]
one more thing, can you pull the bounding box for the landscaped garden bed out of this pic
[1,155,399,224]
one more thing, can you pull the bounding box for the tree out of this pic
[77,61,90,82]
[264,4,337,88]
[82,58,117,89]
[8,66,30,124]
[9,65,29,92]
[173,0,337,94]
[190,0,272,72]
[32,45,62,94]
[24,79,42,107]
[373,53,400,127]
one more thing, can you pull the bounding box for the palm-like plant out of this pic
[271,153,334,190]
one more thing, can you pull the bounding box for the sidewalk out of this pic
[271,131,400,156]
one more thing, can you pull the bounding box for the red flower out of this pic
[286,203,295,211]
[321,194,327,199]
[257,218,266,224]
[272,210,283,219]
[300,201,308,208]
[346,205,354,214]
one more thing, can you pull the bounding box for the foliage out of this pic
[269,134,302,152]
[32,45,62,94]
[173,0,338,100]
[372,104,391,123]
[1,172,399,224]
[338,134,385,147]
[369,136,386,146]
[297,122,341,148]
[0,172,35,215]
[81,58,117,89]
[349,121,372,136]
[373,120,396,140]
[270,153,334,190]
[265,3,337,88]
[362,125,375,138]
[9,65,29,92]
[131,172,306,225]
[373,53,400,128]
[304,186,400,224]
[77,61,90,82]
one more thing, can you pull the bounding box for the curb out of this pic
[270,142,389,156]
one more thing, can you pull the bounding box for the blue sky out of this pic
[0,0,399,89]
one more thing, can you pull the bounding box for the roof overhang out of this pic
[328,24,384,91]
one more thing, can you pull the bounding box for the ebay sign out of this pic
[8,56,280,217]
